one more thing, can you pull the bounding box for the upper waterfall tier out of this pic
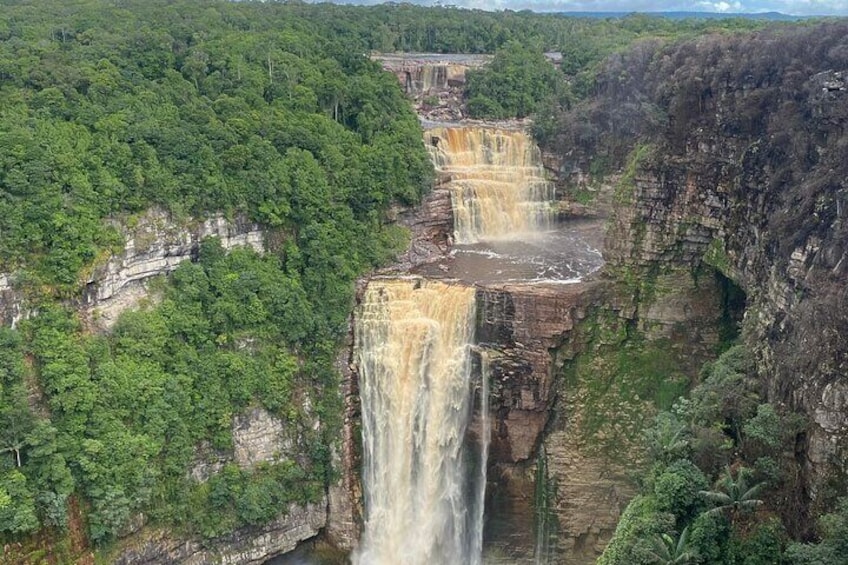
[426,126,555,244]
[354,278,482,565]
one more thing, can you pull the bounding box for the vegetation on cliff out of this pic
[599,345,806,564]
[0,0,429,554]
[0,0,839,560]
[545,22,847,559]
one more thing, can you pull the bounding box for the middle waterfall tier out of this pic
[426,126,556,244]
[354,278,485,565]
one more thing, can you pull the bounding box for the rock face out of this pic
[3,207,333,563]
[325,324,363,552]
[477,283,600,464]
[548,24,848,526]
[232,408,296,469]
[0,210,265,330]
[372,53,492,121]
[111,500,326,565]
[0,273,27,327]
[83,208,265,330]
[383,185,454,273]
[477,275,724,564]
[475,282,603,562]
[114,407,327,564]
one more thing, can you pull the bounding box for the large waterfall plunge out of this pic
[354,279,487,565]
[427,126,556,243]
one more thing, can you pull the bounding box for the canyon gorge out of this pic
[337,31,848,563]
[2,7,846,565]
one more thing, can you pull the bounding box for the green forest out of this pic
[0,0,841,562]
[0,0,434,557]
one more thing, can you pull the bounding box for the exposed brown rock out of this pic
[477,283,599,464]
[382,186,454,273]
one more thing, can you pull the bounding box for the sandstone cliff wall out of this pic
[111,501,326,565]
[84,209,265,330]
[2,209,336,564]
[548,25,848,524]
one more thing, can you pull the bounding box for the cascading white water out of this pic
[426,126,556,244]
[409,64,467,94]
[354,125,560,565]
[470,350,491,560]
[354,279,483,565]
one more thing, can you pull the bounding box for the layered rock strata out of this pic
[476,283,601,464]
[2,207,337,564]
[551,25,848,527]
[109,406,327,564]
[84,208,265,330]
[111,500,326,565]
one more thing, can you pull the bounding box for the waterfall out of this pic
[470,350,491,561]
[354,279,484,565]
[426,126,555,243]
[409,64,467,95]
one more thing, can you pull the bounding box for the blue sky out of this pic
[334,0,848,16]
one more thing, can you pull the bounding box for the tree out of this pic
[786,497,848,565]
[648,525,695,565]
[700,466,764,521]
[464,41,565,119]
[645,412,690,464]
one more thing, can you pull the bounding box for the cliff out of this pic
[90,214,330,563]
[1,210,333,564]
[546,22,848,530]
[84,209,265,330]
[0,209,265,329]
[110,500,326,565]
[372,53,492,121]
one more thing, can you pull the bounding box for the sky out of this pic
[333,0,848,16]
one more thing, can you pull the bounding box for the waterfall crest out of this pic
[427,126,555,243]
[408,64,467,95]
[354,279,481,565]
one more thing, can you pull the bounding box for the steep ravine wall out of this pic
[0,208,265,330]
[83,209,265,330]
[111,500,326,565]
[1,209,334,564]
[96,213,334,563]
[346,121,730,563]
[548,24,848,530]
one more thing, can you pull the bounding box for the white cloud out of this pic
[697,0,743,11]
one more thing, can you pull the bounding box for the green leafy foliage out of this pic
[648,525,696,565]
[598,495,675,565]
[0,0,435,548]
[786,498,848,565]
[601,343,797,564]
[4,244,342,544]
[700,466,765,520]
[464,41,566,119]
[0,0,808,555]
[652,460,709,523]
[0,0,430,295]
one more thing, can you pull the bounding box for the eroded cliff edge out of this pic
[0,210,333,564]
[542,23,848,535]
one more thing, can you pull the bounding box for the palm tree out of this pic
[700,465,764,521]
[648,525,695,565]
[646,412,690,463]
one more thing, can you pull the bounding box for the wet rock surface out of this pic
[565,27,848,531]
